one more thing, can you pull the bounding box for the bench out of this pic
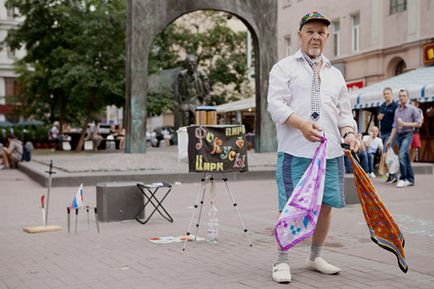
[96,182,144,222]
[344,174,360,205]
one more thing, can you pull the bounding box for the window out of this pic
[390,0,407,14]
[351,14,360,52]
[395,60,406,75]
[332,20,340,57]
[285,36,292,57]
[6,47,15,59]
[5,78,19,97]
[6,7,15,19]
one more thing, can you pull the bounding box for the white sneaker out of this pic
[404,180,414,187]
[369,172,376,178]
[272,263,291,283]
[396,180,407,188]
[307,257,341,275]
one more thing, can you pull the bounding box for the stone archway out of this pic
[126,0,277,153]
[386,56,406,78]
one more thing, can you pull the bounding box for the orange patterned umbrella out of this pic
[345,147,408,273]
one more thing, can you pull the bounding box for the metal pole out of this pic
[75,208,79,235]
[67,207,71,233]
[44,160,55,226]
[86,206,90,230]
[94,207,100,233]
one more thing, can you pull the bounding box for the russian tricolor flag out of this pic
[71,183,84,209]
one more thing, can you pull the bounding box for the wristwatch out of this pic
[342,131,356,139]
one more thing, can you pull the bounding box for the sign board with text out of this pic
[346,80,365,92]
[187,125,248,173]
[423,43,434,65]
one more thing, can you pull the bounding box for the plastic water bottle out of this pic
[207,200,218,244]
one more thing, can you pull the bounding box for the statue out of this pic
[176,55,210,127]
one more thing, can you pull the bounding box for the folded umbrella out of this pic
[274,137,327,251]
[346,147,408,273]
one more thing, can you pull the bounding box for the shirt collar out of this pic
[399,102,409,110]
[295,49,331,68]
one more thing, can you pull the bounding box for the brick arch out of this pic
[125,0,277,153]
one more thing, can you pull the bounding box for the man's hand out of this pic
[285,114,323,142]
[397,118,405,128]
[385,139,391,148]
[299,121,323,142]
[343,132,359,152]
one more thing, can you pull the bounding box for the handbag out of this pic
[386,148,399,174]
[378,153,388,175]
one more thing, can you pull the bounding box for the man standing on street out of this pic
[267,11,358,283]
[386,89,422,188]
[378,87,399,183]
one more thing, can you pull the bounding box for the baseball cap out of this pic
[299,11,331,31]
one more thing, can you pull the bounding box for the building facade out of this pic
[278,0,434,85]
[278,0,434,161]
[0,0,24,121]
[278,0,434,88]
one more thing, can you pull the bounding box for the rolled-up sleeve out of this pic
[336,76,357,131]
[267,64,294,124]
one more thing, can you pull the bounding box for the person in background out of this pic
[362,126,383,178]
[85,122,103,151]
[2,134,23,169]
[378,87,399,183]
[48,121,61,149]
[409,99,424,162]
[116,124,126,150]
[267,11,358,283]
[386,90,422,188]
[356,133,369,174]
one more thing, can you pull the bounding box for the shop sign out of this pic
[346,80,365,92]
[423,43,434,65]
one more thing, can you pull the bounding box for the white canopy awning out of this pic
[215,97,255,113]
[349,66,434,109]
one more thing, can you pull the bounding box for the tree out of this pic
[149,11,252,107]
[3,0,126,150]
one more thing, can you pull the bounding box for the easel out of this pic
[182,172,253,251]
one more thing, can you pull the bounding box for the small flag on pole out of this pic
[41,194,46,226]
[71,184,84,209]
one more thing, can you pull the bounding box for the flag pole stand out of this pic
[23,160,62,234]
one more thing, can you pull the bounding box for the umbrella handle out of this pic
[340,143,361,166]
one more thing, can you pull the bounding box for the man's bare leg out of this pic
[308,205,341,274]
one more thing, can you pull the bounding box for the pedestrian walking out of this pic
[267,11,358,283]
[378,87,399,183]
[409,99,424,162]
[385,89,422,187]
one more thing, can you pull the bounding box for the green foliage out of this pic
[2,5,250,123]
[0,125,49,143]
[149,11,251,107]
[2,0,126,126]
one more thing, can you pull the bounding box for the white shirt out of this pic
[362,135,383,154]
[267,50,357,159]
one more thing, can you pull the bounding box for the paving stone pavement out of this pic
[1,155,434,289]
